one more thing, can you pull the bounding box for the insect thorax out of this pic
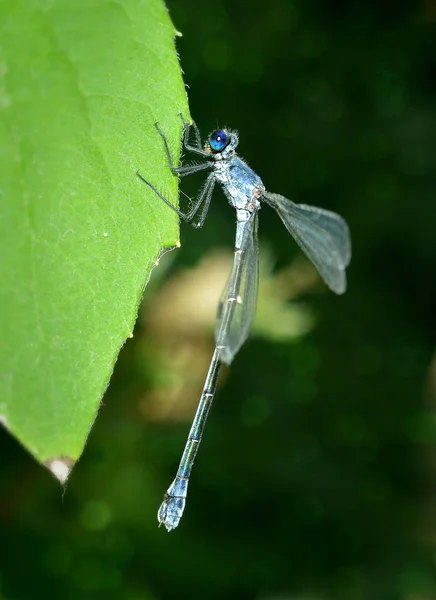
[214,157,264,211]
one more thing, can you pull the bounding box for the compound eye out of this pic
[209,129,228,152]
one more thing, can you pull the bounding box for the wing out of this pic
[215,213,259,365]
[263,192,351,294]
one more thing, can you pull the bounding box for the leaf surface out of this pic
[0,0,188,477]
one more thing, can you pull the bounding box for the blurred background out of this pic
[1,0,436,598]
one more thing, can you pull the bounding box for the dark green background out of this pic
[1,1,435,598]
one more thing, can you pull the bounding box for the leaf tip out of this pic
[44,457,75,484]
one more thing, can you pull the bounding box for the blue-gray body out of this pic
[213,156,265,247]
[137,118,351,532]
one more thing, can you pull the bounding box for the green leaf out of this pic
[0,0,188,480]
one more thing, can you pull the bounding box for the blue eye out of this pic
[209,129,228,152]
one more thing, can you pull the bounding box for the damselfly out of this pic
[137,116,351,531]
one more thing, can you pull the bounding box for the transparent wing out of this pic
[263,192,351,294]
[215,214,259,365]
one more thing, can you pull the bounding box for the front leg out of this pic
[179,114,205,154]
[177,115,211,157]
[155,122,211,176]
